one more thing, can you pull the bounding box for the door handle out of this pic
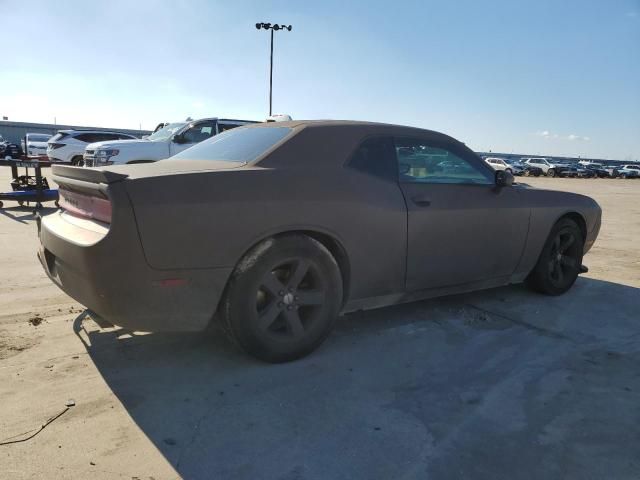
[411,195,431,207]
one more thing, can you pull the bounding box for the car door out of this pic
[395,136,530,291]
[169,120,217,156]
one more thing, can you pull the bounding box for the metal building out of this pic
[0,120,150,144]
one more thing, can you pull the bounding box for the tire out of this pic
[526,218,584,295]
[533,171,541,177]
[621,173,628,179]
[505,168,513,175]
[547,169,556,177]
[18,200,24,207]
[524,170,531,177]
[220,234,343,363]
[71,156,83,166]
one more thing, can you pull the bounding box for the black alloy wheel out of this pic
[526,218,584,295]
[255,258,327,341]
[220,234,342,362]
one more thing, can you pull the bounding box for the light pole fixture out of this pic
[255,22,292,116]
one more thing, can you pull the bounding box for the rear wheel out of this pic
[220,234,343,363]
[547,169,556,177]
[526,218,584,295]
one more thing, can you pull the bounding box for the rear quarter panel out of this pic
[125,165,408,301]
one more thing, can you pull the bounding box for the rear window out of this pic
[29,134,51,142]
[173,126,291,163]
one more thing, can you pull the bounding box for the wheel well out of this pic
[559,212,587,240]
[299,231,350,305]
[236,230,351,307]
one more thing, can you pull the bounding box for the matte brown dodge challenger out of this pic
[38,121,601,362]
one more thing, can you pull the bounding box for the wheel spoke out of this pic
[288,260,310,289]
[559,234,575,253]
[261,272,285,296]
[258,302,282,331]
[560,255,577,268]
[296,289,325,305]
[555,264,564,283]
[284,309,305,338]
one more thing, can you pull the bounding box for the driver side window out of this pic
[181,121,216,144]
[396,138,493,185]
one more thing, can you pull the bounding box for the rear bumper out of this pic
[38,209,232,332]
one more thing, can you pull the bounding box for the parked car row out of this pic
[82,117,257,167]
[483,156,640,179]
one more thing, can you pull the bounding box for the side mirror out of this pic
[172,133,185,144]
[495,170,514,187]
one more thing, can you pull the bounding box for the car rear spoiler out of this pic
[52,165,129,184]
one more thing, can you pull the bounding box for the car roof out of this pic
[57,129,134,135]
[243,119,462,143]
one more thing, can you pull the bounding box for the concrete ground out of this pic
[1,167,639,480]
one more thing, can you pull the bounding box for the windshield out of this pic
[147,122,187,142]
[173,126,292,163]
[29,134,51,142]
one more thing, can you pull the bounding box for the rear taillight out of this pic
[58,188,112,224]
[49,143,66,149]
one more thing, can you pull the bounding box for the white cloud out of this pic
[568,134,590,141]
[536,130,589,141]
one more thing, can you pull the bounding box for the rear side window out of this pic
[347,136,397,181]
[173,126,291,163]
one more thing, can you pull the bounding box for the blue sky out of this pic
[1,0,638,159]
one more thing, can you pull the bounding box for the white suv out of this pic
[47,130,137,164]
[21,132,52,158]
[618,164,640,178]
[522,157,567,177]
[83,117,256,167]
[484,157,523,175]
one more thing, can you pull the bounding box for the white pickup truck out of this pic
[82,117,256,167]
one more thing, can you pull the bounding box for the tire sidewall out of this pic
[528,218,584,295]
[222,235,343,362]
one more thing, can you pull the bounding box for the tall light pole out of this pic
[255,22,292,116]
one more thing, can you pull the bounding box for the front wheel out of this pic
[220,234,343,363]
[547,169,556,177]
[526,218,584,295]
